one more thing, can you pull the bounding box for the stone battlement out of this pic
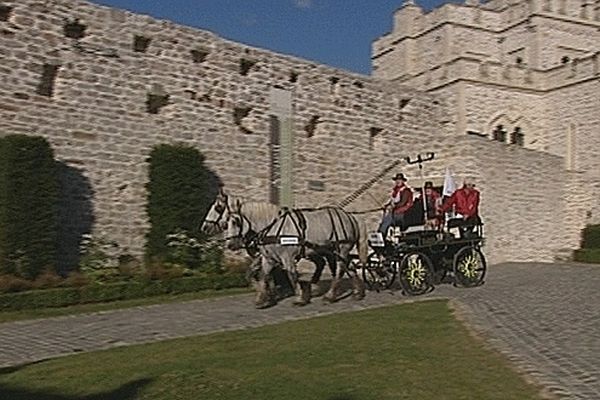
[373,0,600,80]
[396,50,599,91]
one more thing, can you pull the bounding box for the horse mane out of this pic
[226,194,279,226]
[240,201,279,221]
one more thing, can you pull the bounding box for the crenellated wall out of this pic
[0,0,597,267]
[0,0,450,262]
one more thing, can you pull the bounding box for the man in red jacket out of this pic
[439,177,481,237]
[378,173,414,237]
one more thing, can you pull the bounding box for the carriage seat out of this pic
[446,217,484,239]
[446,218,483,229]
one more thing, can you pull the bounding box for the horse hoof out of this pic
[255,299,275,309]
[322,295,337,304]
[293,299,310,307]
[352,293,365,301]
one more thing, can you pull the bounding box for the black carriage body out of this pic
[363,224,487,295]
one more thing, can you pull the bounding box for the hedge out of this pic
[580,224,600,249]
[573,248,600,264]
[145,143,217,261]
[0,273,248,311]
[0,135,60,279]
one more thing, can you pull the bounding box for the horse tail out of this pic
[356,217,368,266]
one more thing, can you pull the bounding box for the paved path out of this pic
[0,263,599,399]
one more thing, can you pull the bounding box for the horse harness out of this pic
[228,211,260,258]
[256,207,356,260]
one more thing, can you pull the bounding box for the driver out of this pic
[378,173,413,238]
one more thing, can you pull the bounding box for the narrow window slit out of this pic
[190,49,209,63]
[305,116,320,138]
[36,64,60,97]
[369,127,383,150]
[0,5,13,22]
[63,19,86,39]
[133,35,151,53]
[146,93,169,114]
[239,58,256,76]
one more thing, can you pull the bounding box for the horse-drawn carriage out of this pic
[360,221,487,296]
[201,152,487,307]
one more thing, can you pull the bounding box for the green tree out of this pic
[0,135,60,278]
[145,144,217,263]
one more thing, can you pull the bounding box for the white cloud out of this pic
[294,0,312,9]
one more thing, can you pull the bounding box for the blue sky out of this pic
[90,0,455,75]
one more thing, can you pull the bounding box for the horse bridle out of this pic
[227,211,260,257]
[204,195,231,230]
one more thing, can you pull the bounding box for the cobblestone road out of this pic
[0,263,598,399]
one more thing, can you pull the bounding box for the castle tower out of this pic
[373,0,600,184]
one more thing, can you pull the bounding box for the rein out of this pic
[348,207,385,215]
[228,211,263,257]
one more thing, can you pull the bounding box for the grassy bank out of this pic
[0,300,543,400]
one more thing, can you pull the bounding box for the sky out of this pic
[90,0,457,75]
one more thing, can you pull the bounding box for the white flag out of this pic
[442,167,456,197]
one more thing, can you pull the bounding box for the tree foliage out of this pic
[0,135,60,278]
[145,143,217,262]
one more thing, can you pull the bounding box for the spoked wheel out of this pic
[398,251,434,296]
[361,252,396,291]
[453,246,486,287]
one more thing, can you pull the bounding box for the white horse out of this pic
[227,206,368,307]
[201,189,335,307]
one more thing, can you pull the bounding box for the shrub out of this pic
[145,144,217,262]
[0,273,248,311]
[165,230,224,273]
[580,224,600,249]
[0,135,60,279]
[223,257,252,274]
[31,268,63,289]
[62,271,90,288]
[117,254,144,280]
[165,229,204,269]
[573,248,600,264]
[78,234,121,283]
[0,274,34,293]
[144,261,187,280]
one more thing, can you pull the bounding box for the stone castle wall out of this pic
[0,0,596,266]
[372,0,600,259]
[0,0,449,262]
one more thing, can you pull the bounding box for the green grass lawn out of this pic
[0,288,252,324]
[0,300,542,400]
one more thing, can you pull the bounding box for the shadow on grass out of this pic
[327,395,356,400]
[0,359,49,376]
[0,378,152,400]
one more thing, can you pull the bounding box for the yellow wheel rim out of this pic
[458,251,480,279]
[406,255,427,287]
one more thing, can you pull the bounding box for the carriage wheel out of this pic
[361,252,396,291]
[453,246,486,288]
[398,252,434,296]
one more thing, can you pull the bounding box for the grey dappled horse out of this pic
[201,189,335,306]
[227,206,368,307]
